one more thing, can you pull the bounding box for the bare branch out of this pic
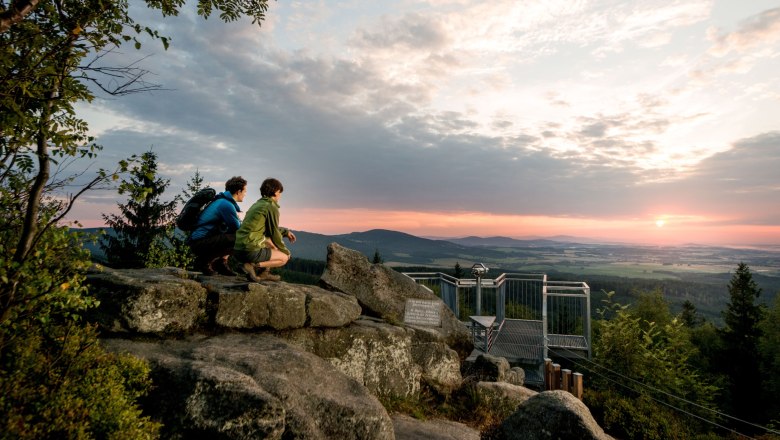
[78,50,167,96]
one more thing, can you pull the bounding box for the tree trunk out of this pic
[13,89,54,263]
[0,0,41,33]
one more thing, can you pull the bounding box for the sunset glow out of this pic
[65,1,780,248]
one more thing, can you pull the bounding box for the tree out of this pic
[372,249,383,264]
[100,151,177,268]
[454,261,464,278]
[586,291,719,440]
[183,168,206,200]
[718,262,765,426]
[2,1,270,435]
[759,295,780,424]
[679,300,704,328]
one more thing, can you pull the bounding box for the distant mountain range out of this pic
[76,227,780,276]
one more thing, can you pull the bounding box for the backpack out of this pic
[176,187,217,231]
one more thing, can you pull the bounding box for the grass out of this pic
[378,383,521,434]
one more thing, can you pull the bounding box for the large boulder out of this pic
[205,280,361,330]
[473,381,537,409]
[86,267,362,334]
[319,243,472,357]
[279,318,462,398]
[86,266,207,334]
[492,390,614,440]
[102,334,394,440]
[392,414,479,440]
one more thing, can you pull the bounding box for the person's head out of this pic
[260,178,284,199]
[225,176,247,202]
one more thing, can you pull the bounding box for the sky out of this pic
[67,0,780,247]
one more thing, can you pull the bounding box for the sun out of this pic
[655,219,666,228]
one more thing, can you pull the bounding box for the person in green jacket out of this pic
[234,177,297,282]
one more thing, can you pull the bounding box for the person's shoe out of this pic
[242,263,260,282]
[196,262,216,276]
[256,270,281,282]
[214,259,237,276]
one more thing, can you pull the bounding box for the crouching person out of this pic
[188,176,247,275]
[234,178,297,282]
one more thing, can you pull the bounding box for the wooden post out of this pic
[572,372,584,400]
[553,363,561,390]
[544,359,553,391]
[562,369,572,393]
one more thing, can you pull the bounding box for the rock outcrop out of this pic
[319,243,472,357]
[88,243,612,440]
[86,267,361,333]
[280,317,462,398]
[392,414,479,440]
[205,278,362,330]
[492,390,614,440]
[103,334,394,440]
[462,353,525,386]
[87,267,208,334]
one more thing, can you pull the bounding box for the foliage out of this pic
[144,225,193,270]
[377,384,516,434]
[2,1,270,437]
[0,208,159,438]
[454,261,464,278]
[717,263,766,425]
[759,295,780,424]
[585,291,720,440]
[372,249,383,264]
[182,168,206,200]
[0,323,160,439]
[100,151,178,268]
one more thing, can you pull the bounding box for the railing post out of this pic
[542,275,549,360]
[475,275,482,316]
[585,285,591,359]
[573,372,584,400]
[497,280,505,323]
[562,369,571,393]
[544,358,553,390]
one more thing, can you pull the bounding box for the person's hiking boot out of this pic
[196,262,216,276]
[242,262,260,282]
[256,270,281,282]
[214,259,237,276]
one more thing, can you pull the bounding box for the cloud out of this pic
[707,7,780,56]
[62,1,778,244]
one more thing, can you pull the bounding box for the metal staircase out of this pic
[405,270,591,387]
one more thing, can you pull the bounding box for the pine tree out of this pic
[372,249,383,264]
[680,300,703,328]
[100,151,178,268]
[454,262,464,278]
[718,262,766,426]
[182,169,205,200]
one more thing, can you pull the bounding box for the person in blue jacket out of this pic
[188,176,247,275]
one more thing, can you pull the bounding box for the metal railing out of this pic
[404,270,591,360]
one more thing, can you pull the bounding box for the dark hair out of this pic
[225,176,247,194]
[260,178,283,198]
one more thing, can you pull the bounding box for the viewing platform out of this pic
[404,270,591,386]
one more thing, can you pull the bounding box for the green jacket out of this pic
[234,197,290,255]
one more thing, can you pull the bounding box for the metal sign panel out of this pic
[404,299,442,327]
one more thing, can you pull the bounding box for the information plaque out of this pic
[403,299,442,327]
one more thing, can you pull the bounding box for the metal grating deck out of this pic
[487,319,545,362]
[548,334,589,351]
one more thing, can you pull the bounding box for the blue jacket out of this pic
[190,192,241,240]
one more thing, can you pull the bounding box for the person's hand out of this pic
[287,231,297,244]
